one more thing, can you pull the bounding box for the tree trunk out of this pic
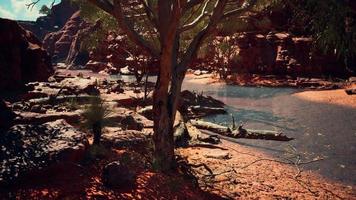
[93,121,102,145]
[152,34,183,171]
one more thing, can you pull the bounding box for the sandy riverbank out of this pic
[178,139,355,199]
[294,88,356,108]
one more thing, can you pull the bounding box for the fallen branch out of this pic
[191,119,293,141]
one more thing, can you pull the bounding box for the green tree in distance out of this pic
[39,5,51,15]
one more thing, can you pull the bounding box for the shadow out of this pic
[0,147,229,200]
[188,144,229,150]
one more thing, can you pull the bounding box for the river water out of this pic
[113,74,356,184]
[182,78,356,185]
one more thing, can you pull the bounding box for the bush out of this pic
[82,96,111,145]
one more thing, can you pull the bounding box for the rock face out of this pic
[86,31,158,74]
[18,0,79,40]
[43,11,91,63]
[196,32,350,77]
[0,120,88,185]
[0,18,53,91]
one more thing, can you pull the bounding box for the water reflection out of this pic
[183,77,356,185]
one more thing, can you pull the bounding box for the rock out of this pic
[87,31,158,75]
[43,11,93,63]
[18,0,79,39]
[197,134,221,144]
[16,112,81,125]
[137,106,153,120]
[0,18,53,91]
[179,90,225,117]
[121,115,144,131]
[108,83,124,94]
[85,61,108,72]
[58,77,98,95]
[30,105,46,114]
[102,128,149,147]
[0,119,88,185]
[174,122,191,147]
[349,77,356,83]
[120,66,132,75]
[194,70,202,76]
[0,100,17,129]
[82,84,100,95]
[66,20,101,67]
[102,161,135,188]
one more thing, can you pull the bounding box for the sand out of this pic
[294,89,356,108]
[177,140,356,199]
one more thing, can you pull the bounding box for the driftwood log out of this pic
[189,106,226,115]
[190,119,293,141]
[345,88,356,95]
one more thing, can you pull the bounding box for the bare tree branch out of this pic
[26,0,41,10]
[110,0,159,57]
[179,0,210,33]
[222,0,257,19]
[184,0,206,10]
[178,0,228,73]
[139,0,158,27]
[88,0,115,15]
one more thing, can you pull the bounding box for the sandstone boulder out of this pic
[0,120,88,185]
[0,18,53,91]
[102,161,136,188]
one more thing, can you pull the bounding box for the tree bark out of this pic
[93,121,102,145]
[152,54,175,171]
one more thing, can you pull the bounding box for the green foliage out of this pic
[39,5,51,15]
[71,0,117,50]
[81,96,111,146]
[289,0,356,62]
[82,96,111,130]
[66,97,79,111]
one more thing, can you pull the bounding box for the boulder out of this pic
[108,83,124,94]
[102,161,135,188]
[102,128,149,147]
[0,18,53,91]
[121,115,144,131]
[137,106,153,120]
[0,120,88,185]
[179,90,225,115]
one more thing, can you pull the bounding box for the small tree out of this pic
[39,5,51,15]
[82,97,111,145]
[84,0,260,171]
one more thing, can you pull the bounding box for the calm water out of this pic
[109,74,356,184]
[182,78,356,185]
